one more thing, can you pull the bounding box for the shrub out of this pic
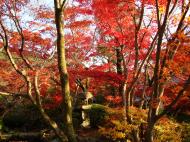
[94,94,105,104]
[72,109,83,128]
[88,104,107,128]
[181,122,190,142]
[99,119,136,142]
[98,107,145,142]
[154,117,182,142]
[3,105,29,128]
[3,104,44,129]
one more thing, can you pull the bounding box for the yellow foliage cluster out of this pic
[98,120,135,141]
[154,117,190,142]
[128,106,147,124]
[98,107,190,142]
[98,107,147,141]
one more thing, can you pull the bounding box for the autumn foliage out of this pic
[0,0,190,142]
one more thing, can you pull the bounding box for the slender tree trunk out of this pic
[122,83,127,122]
[144,1,171,141]
[131,127,140,142]
[156,84,165,115]
[54,1,77,142]
[116,47,123,96]
[116,47,123,75]
[34,72,68,142]
[144,121,155,142]
[39,108,68,142]
[0,131,50,141]
[130,88,135,106]
[140,65,148,109]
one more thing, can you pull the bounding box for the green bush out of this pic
[3,104,44,129]
[3,105,29,128]
[72,110,83,128]
[98,107,144,142]
[88,104,107,128]
[94,94,105,104]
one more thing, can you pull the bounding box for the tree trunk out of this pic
[39,108,68,142]
[139,65,148,109]
[116,47,123,96]
[156,84,165,115]
[143,121,155,142]
[132,129,140,142]
[0,131,50,141]
[116,47,123,75]
[54,1,77,142]
[122,83,127,122]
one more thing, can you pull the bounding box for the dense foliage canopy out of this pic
[0,0,190,142]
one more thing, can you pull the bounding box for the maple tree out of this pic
[91,0,190,141]
[0,0,190,142]
[0,0,71,141]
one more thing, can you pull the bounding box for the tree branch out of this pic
[156,76,190,120]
